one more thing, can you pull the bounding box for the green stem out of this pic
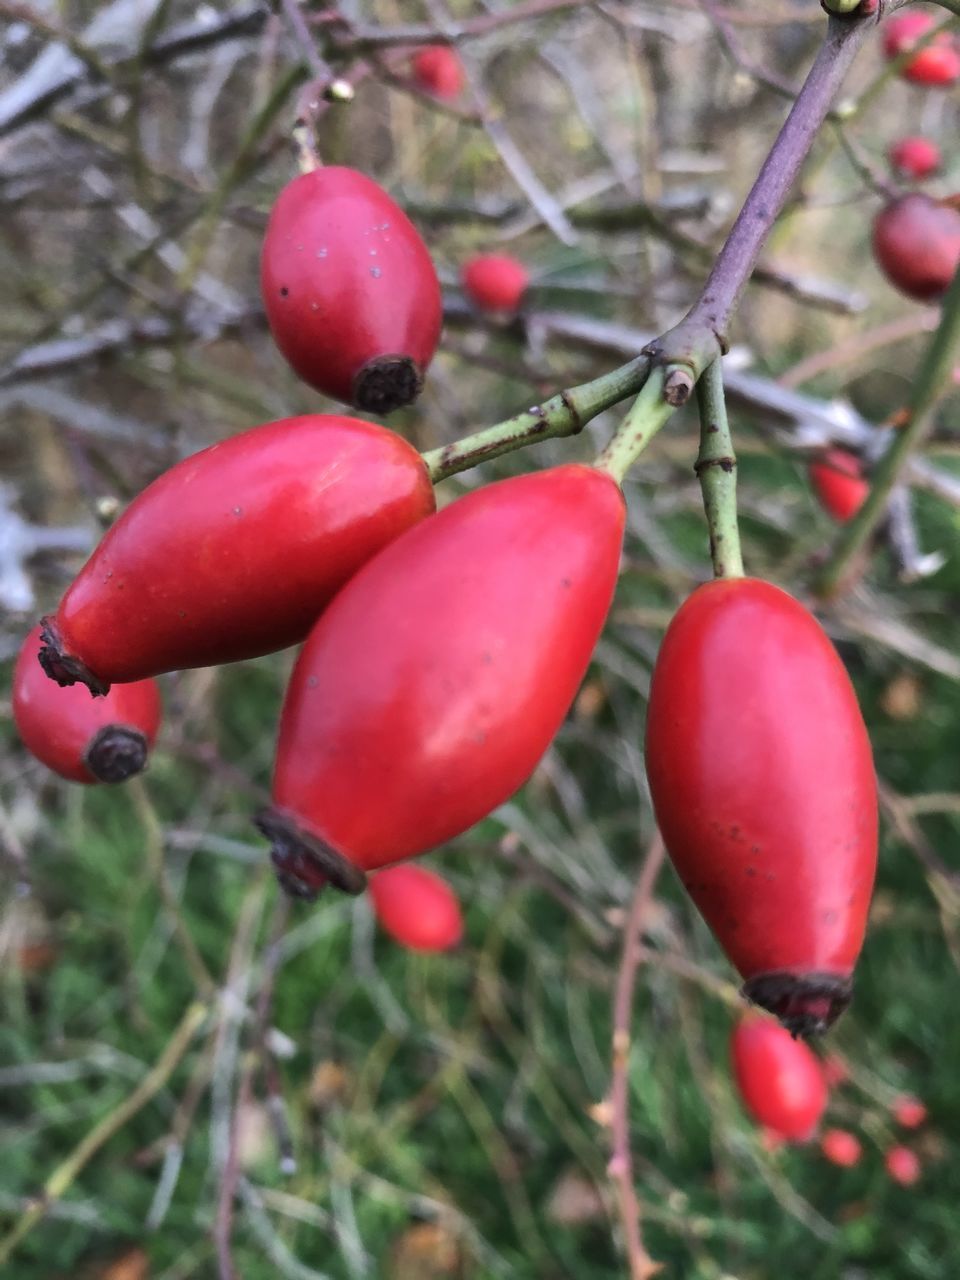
[422,355,651,483]
[695,359,744,580]
[592,368,678,485]
[815,262,960,597]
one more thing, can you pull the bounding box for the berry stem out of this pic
[815,262,960,596]
[421,355,651,483]
[695,358,745,580]
[592,367,678,484]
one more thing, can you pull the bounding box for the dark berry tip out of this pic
[84,726,149,783]
[254,805,367,898]
[741,970,853,1038]
[37,617,110,697]
[352,354,424,416]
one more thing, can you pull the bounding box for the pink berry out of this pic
[461,254,530,314]
[892,1095,927,1129]
[412,47,465,100]
[882,12,960,86]
[368,864,464,952]
[889,136,941,180]
[885,1145,921,1186]
[821,1129,862,1168]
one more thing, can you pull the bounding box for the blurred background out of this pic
[1,1,959,1276]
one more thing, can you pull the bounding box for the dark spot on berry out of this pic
[280,287,289,297]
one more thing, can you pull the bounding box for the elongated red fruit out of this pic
[645,578,877,1035]
[39,415,435,694]
[732,1016,827,1141]
[369,865,463,951]
[257,464,625,897]
[461,254,529,314]
[808,448,869,522]
[872,195,960,303]
[261,168,442,414]
[14,625,161,783]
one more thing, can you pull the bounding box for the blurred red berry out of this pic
[462,254,530,313]
[889,136,941,180]
[368,865,464,952]
[872,195,960,302]
[821,1129,862,1168]
[809,449,869,523]
[731,1017,828,1141]
[412,46,465,100]
[882,12,960,86]
[885,1145,921,1186]
[822,1055,850,1089]
[892,1095,927,1129]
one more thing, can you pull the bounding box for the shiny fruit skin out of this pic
[889,136,941,180]
[731,1017,828,1141]
[883,13,960,86]
[42,416,435,690]
[809,449,869,522]
[261,168,442,413]
[412,47,465,99]
[14,626,161,783]
[885,1145,921,1186]
[821,1128,862,1167]
[461,255,530,313]
[645,578,877,1034]
[872,195,960,302]
[892,1096,927,1128]
[265,465,625,889]
[369,865,464,951]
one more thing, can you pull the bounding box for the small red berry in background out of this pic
[808,448,869,522]
[885,1145,922,1186]
[411,46,465,100]
[888,136,941,180]
[882,12,960,86]
[13,626,161,784]
[369,865,464,952]
[731,1017,828,1141]
[892,1095,927,1129]
[261,167,442,413]
[872,195,960,302]
[822,1054,850,1089]
[462,254,530,314]
[820,1129,863,1168]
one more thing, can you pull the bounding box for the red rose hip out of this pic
[892,1095,927,1128]
[645,578,878,1034]
[461,255,530,314]
[257,464,625,897]
[883,13,960,86]
[369,865,464,951]
[261,167,442,413]
[888,136,941,180]
[39,415,435,693]
[872,195,960,303]
[412,47,465,100]
[731,1016,828,1141]
[821,1128,862,1167]
[809,449,869,522]
[14,626,161,783]
[885,1145,921,1186]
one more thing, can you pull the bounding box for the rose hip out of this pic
[369,865,464,951]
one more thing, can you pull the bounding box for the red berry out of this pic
[885,1145,921,1186]
[261,168,442,414]
[809,449,869,522]
[461,255,530,314]
[731,1017,828,1141]
[883,12,960,86]
[257,465,625,898]
[645,579,877,1035]
[872,195,960,303]
[888,136,941,180]
[411,46,465,100]
[821,1128,862,1167]
[892,1095,927,1128]
[14,625,161,784]
[38,416,434,693]
[823,1054,850,1089]
[369,865,464,951]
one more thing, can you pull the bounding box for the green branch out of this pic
[695,359,744,580]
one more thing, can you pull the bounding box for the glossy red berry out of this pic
[261,168,442,414]
[883,12,960,86]
[872,195,960,302]
[369,865,464,951]
[892,1095,927,1128]
[645,578,877,1035]
[888,136,941,180]
[731,1016,828,1141]
[257,464,625,897]
[809,449,869,522]
[461,255,530,314]
[411,46,465,99]
[14,625,161,784]
[885,1145,921,1186]
[39,416,435,694]
[821,1128,863,1167]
